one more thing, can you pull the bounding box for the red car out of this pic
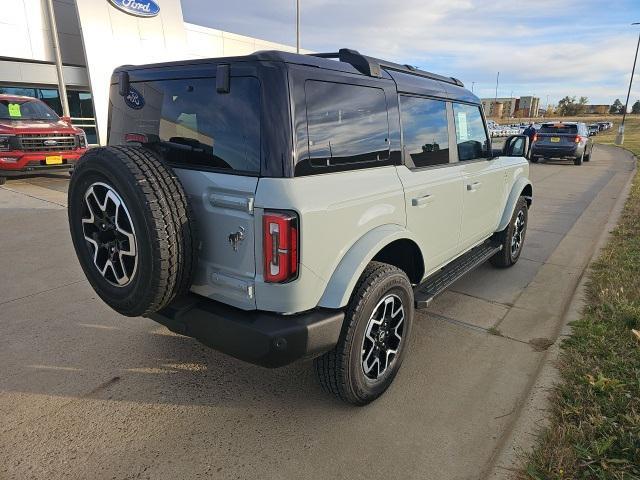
[0,94,88,184]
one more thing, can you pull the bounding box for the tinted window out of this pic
[452,103,489,161]
[400,96,449,167]
[540,124,578,134]
[305,81,389,167]
[109,77,261,174]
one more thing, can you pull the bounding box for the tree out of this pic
[632,100,640,114]
[557,96,586,116]
[610,99,624,114]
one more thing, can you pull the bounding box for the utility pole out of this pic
[471,81,475,93]
[616,22,640,145]
[296,0,300,53]
[45,0,70,118]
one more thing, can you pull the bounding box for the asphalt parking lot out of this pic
[0,145,636,480]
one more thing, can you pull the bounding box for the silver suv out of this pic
[67,49,532,405]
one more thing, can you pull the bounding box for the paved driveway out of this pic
[0,145,635,480]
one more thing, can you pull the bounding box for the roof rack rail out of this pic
[309,48,464,87]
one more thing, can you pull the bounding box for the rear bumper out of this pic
[149,294,345,368]
[531,144,579,158]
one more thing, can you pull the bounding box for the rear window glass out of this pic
[300,81,389,172]
[539,124,577,134]
[108,77,260,174]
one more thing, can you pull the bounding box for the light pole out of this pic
[494,71,499,119]
[616,22,640,145]
[296,0,300,53]
[471,81,475,93]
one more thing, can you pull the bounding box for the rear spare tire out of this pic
[68,146,196,317]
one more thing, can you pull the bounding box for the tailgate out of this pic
[176,169,258,310]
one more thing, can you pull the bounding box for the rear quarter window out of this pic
[108,76,261,174]
[295,80,390,175]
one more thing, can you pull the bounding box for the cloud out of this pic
[182,0,640,104]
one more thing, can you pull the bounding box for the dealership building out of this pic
[0,0,300,145]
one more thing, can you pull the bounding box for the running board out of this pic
[414,242,502,309]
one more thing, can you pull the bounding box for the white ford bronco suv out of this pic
[68,49,532,405]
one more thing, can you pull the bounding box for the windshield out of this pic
[0,99,59,121]
[539,124,578,134]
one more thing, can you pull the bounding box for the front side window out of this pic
[110,77,261,174]
[452,103,489,161]
[304,81,389,169]
[400,96,449,168]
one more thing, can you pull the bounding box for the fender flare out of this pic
[497,177,533,232]
[318,224,422,309]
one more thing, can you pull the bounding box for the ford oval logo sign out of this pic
[107,0,160,18]
[124,86,145,110]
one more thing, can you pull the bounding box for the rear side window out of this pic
[109,77,260,174]
[539,124,578,134]
[452,103,489,161]
[400,96,449,168]
[302,81,389,171]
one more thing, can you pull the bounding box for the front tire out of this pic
[490,196,528,268]
[574,151,584,165]
[314,262,414,405]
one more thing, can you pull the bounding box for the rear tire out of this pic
[68,146,197,317]
[0,177,5,185]
[530,156,539,163]
[314,262,414,405]
[490,196,528,268]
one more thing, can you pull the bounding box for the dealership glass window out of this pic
[452,103,489,161]
[39,89,63,116]
[124,77,261,173]
[0,86,37,97]
[304,81,389,168]
[400,96,450,167]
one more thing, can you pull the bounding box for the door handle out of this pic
[412,194,434,206]
[466,181,482,191]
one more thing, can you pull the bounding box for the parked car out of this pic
[67,48,533,405]
[531,122,593,165]
[588,124,599,136]
[0,94,88,184]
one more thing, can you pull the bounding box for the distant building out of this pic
[519,96,540,118]
[481,96,540,118]
[481,97,516,118]
[585,105,609,115]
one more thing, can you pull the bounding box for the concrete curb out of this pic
[483,145,638,479]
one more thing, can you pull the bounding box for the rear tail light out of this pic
[125,133,148,143]
[574,135,581,143]
[263,211,298,283]
[533,134,538,142]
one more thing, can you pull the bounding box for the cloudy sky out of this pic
[182,0,640,107]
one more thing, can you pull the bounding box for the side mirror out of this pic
[502,134,529,157]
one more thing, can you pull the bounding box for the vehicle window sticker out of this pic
[456,111,468,140]
[8,103,21,117]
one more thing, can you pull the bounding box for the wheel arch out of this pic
[496,178,532,232]
[318,225,424,309]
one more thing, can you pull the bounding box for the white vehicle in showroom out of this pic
[67,49,532,405]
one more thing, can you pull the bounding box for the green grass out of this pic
[522,117,640,479]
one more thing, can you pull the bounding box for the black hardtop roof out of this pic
[113,48,478,104]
